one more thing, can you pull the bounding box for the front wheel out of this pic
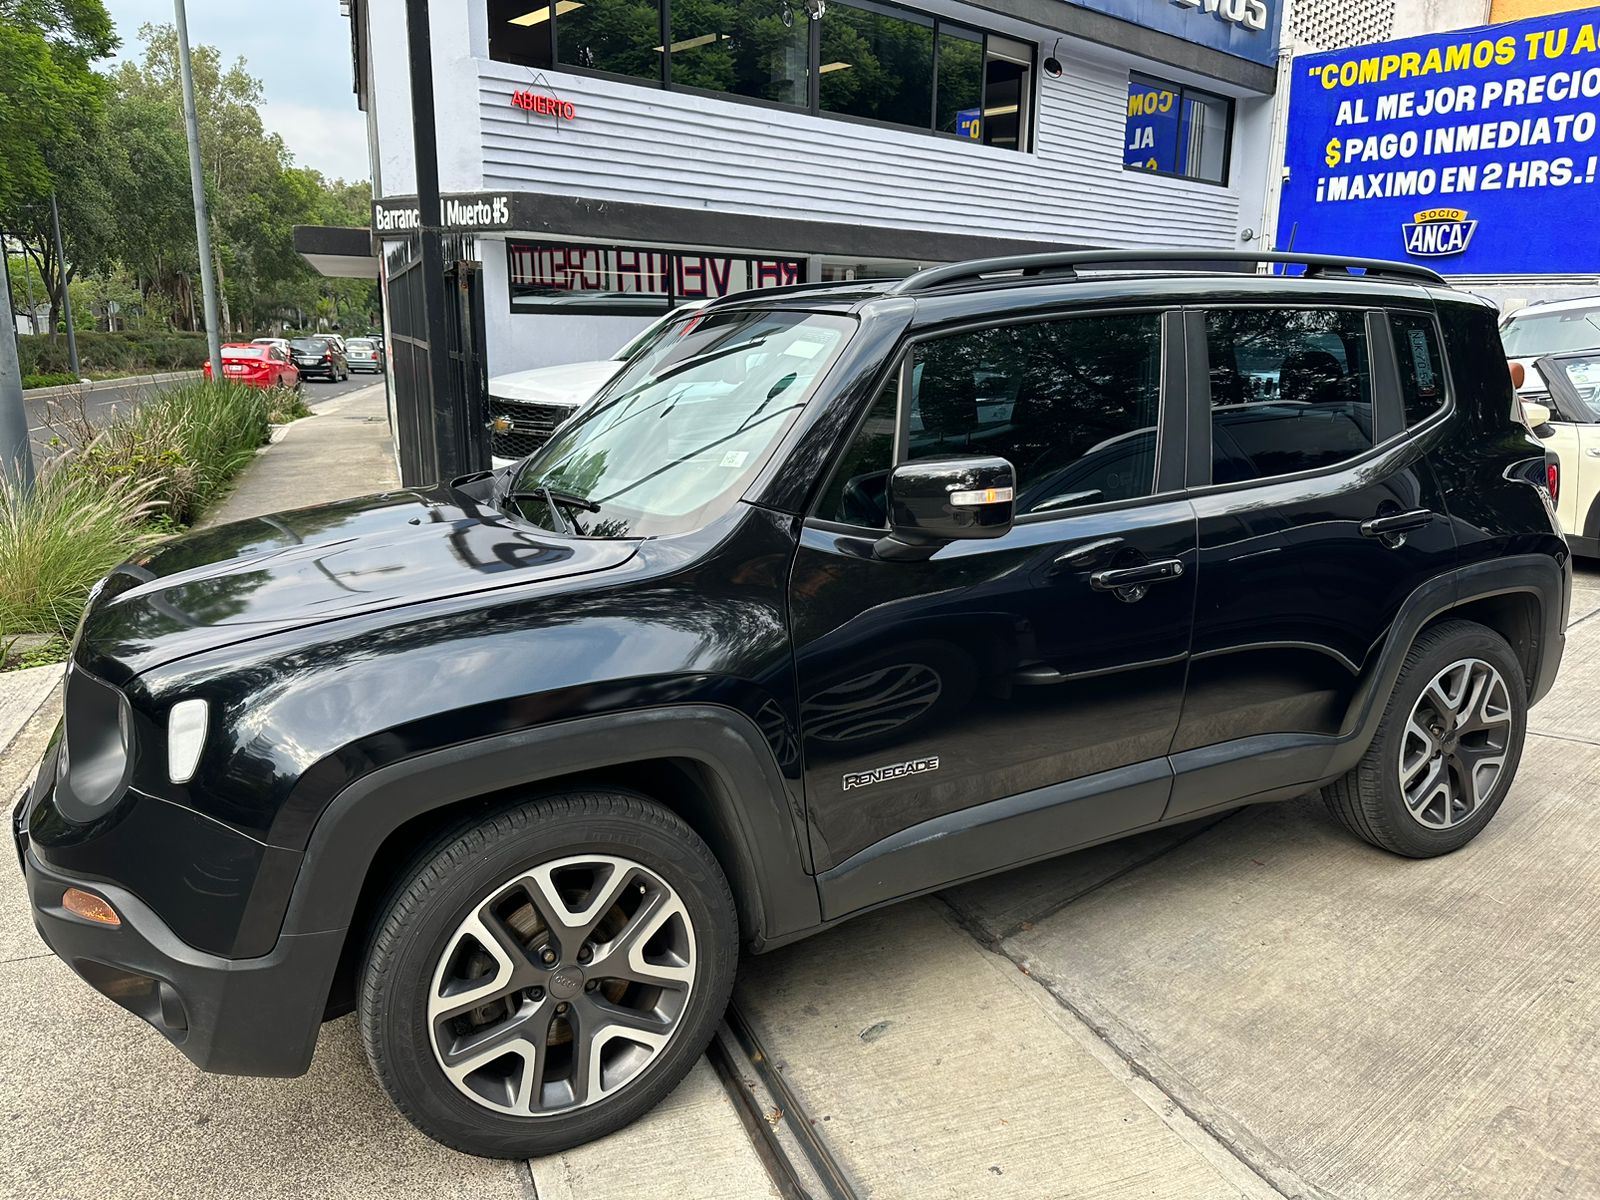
[1324,620,1527,857]
[358,791,738,1158]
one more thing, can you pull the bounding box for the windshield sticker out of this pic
[782,340,827,359]
[719,450,750,469]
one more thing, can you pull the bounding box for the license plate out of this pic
[225,364,245,373]
[296,357,317,365]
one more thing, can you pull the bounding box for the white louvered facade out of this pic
[474,56,1244,251]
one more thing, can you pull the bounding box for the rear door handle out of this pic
[1360,509,1434,538]
[1090,559,1186,592]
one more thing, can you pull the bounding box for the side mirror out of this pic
[878,457,1015,560]
[1521,398,1552,430]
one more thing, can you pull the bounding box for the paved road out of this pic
[25,370,382,459]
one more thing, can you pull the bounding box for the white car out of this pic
[1501,296,1600,401]
[1524,351,1600,558]
[487,301,709,467]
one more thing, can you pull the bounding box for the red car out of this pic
[202,343,301,391]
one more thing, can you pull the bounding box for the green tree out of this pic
[0,0,118,327]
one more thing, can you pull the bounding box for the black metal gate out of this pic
[385,240,490,486]
[446,258,490,473]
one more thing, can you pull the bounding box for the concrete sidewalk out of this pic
[196,381,399,527]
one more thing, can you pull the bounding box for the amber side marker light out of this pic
[63,888,121,926]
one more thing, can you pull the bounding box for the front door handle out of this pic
[1360,509,1434,539]
[1090,558,1186,596]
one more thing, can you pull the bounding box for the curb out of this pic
[23,370,203,402]
[0,663,65,761]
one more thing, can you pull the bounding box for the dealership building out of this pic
[332,0,1289,393]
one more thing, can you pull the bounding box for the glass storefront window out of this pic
[488,0,1034,151]
[557,0,664,82]
[935,26,983,138]
[982,36,1030,150]
[488,0,556,68]
[669,0,811,105]
[819,1,934,130]
[1124,73,1231,184]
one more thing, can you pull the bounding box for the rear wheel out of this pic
[359,791,738,1158]
[1324,620,1526,857]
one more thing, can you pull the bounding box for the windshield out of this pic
[1551,354,1600,420]
[611,307,697,363]
[1501,307,1600,357]
[507,309,854,538]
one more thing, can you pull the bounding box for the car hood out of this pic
[77,486,638,681]
[489,360,621,406]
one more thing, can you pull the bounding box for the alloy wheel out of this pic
[1397,657,1512,830]
[427,854,695,1117]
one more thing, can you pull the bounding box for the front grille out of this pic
[489,397,573,460]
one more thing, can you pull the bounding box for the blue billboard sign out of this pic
[956,107,982,140]
[1066,0,1283,67]
[1277,10,1600,276]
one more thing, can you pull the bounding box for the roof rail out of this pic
[888,250,1448,294]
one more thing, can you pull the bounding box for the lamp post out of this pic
[49,192,80,378]
[174,0,224,380]
[404,0,466,480]
[0,247,36,489]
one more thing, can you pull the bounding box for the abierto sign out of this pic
[1278,10,1600,275]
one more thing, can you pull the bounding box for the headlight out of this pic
[167,699,209,784]
[57,668,135,822]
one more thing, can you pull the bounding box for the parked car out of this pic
[1523,350,1600,557]
[251,337,292,355]
[289,336,348,382]
[1501,295,1600,401]
[16,251,1568,1160]
[346,337,385,374]
[487,300,710,465]
[202,343,300,392]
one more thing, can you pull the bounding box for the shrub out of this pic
[0,467,161,638]
[61,381,273,526]
[21,372,76,391]
[16,331,211,378]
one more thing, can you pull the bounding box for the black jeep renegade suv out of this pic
[16,252,1569,1158]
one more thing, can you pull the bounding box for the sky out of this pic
[102,0,370,182]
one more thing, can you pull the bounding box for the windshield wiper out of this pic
[507,485,600,534]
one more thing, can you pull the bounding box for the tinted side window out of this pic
[1206,309,1373,484]
[907,313,1162,514]
[1390,312,1447,427]
[817,377,898,528]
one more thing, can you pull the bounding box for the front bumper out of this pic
[16,840,343,1079]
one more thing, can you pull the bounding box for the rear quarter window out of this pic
[1391,312,1448,427]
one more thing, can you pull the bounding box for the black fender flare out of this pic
[275,705,822,950]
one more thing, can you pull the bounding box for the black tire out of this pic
[358,790,738,1158]
[1323,620,1526,857]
